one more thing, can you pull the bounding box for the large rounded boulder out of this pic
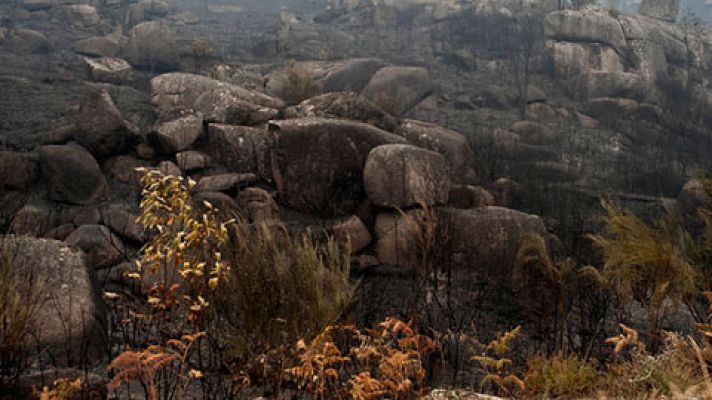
[270,118,408,216]
[439,207,552,281]
[395,120,476,183]
[0,235,107,367]
[151,73,284,121]
[364,144,451,209]
[0,151,39,190]
[283,92,399,131]
[76,89,139,158]
[149,113,204,153]
[206,124,274,181]
[320,58,388,93]
[125,21,179,71]
[361,66,434,116]
[678,179,710,219]
[544,9,627,54]
[65,224,126,269]
[39,144,108,205]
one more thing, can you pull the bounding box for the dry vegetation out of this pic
[8,170,712,399]
[0,243,43,392]
[282,61,322,105]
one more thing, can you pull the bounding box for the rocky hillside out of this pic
[2,0,712,395]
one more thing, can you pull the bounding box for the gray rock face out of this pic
[105,155,148,186]
[364,144,451,209]
[235,187,280,223]
[304,215,372,253]
[0,151,39,190]
[84,57,134,84]
[270,118,408,216]
[0,235,107,367]
[150,73,284,121]
[125,21,179,71]
[374,209,427,268]
[39,144,108,205]
[8,205,49,237]
[5,29,52,54]
[448,185,496,209]
[21,0,89,10]
[395,120,476,183]
[284,92,400,132]
[510,121,557,145]
[60,4,99,27]
[150,113,204,153]
[439,206,551,282]
[549,41,625,79]
[74,35,122,58]
[545,9,626,54]
[639,0,679,22]
[678,179,710,218]
[65,224,126,269]
[76,89,139,158]
[158,160,182,176]
[320,58,388,93]
[585,97,660,122]
[102,205,145,243]
[176,150,210,172]
[206,124,274,181]
[193,173,260,193]
[582,71,650,102]
[194,88,279,125]
[361,66,434,116]
[58,206,100,226]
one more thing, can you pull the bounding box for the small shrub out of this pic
[282,61,322,105]
[213,222,355,381]
[133,168,232,327]
[190,37,214,73]
[524,354,598,398]
[599,324,709,398]
[286,317,437,399]
[34,378,82,400]
[107,332,205,400]
[582,199,701,351]
[470,326,525,397]
[108,170,230,398]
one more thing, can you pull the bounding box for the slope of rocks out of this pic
[2,0,712,387]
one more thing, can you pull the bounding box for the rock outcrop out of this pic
[639,0,679,22]
[364,144,451,209]
[150,73,284,121]
[76,89,139,158]
[1,235,107,367]
[65,225,126,269]
[125,21,179,71]
[39,144,108,205]
[361,66,434,115]
[270,118,408,216]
